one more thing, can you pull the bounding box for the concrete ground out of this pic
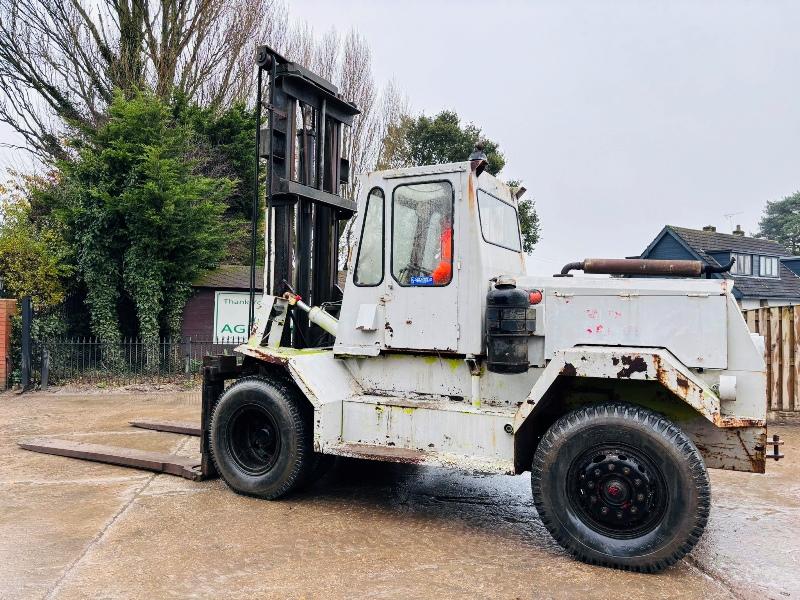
[0,391,797,600]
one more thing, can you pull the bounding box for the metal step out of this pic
[129,419,201,436]
[19,438,203,480]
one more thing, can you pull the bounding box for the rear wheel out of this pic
[531,403,710,572]
[211,376,313,499]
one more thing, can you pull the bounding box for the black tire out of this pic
[531,403,710,572]
[296,452,336,491]
[210,376,313,499]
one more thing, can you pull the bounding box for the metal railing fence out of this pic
[28,336,245,386]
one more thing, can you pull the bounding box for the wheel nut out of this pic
[594,468,601,477]
[590,495,597,504]
[622,467,631,475]
[587,481,594,489]
[630,506,638,514]
[608,464,615,471]
[600,506,608,515]
[616,511,623,519]
[634,478,642,487]
[636,493,645,501]
[579,473,586,480]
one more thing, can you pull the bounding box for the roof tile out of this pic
[193,265,263,290]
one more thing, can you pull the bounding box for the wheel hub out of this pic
[570,448,666,538]
[601,478,629,504]
[227,404,281,475]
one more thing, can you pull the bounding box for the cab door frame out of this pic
[383,171,462,352]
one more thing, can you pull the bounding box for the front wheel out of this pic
[210,376,313,499]
[531,403,710,572]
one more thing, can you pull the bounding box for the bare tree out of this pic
[337,31,378,202]
[312,29,340,83]
[0,0,288,161]
[276,26,407,197]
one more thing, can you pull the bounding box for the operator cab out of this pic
[335,160,526,357]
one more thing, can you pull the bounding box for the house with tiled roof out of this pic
[639,225,800,310]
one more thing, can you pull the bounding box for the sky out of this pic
[1,1,798,274]
[287,0,800,274]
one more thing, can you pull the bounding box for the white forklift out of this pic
[23,46,781,573]
[196,46,783,573]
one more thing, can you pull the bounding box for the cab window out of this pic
[391,181,454,286]
[477,190,522,252]
[353,188,384,286]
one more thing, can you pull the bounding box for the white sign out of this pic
[214,291,263,343]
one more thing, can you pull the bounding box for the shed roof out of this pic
[193,265,263,290]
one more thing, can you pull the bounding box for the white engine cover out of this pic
[519,275,731,369]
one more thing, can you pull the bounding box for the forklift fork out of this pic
[18,355,241,481]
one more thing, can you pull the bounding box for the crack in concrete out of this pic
[685,555,748,600]
[42,434,194,599]
[42,471,158,600]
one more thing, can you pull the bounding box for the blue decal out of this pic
[410,275,434,286]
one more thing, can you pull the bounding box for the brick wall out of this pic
[0,299,17,388]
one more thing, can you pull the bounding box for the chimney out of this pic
[702,225,716,232]
[732,224,745,237]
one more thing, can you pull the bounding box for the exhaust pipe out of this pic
[557,257,735,277]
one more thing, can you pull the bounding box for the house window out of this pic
[731,253,752,275]
[760,256,779,277]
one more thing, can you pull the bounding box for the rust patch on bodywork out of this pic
[735,430,762,473]
[616,355,647,378]
[713,415,766,428]
[517,347,742,432]
[467,173,476,214]
[695,430,763,473]
[239,345,289,365]
[516,346,767,474]
[684,419,767,473]
[236,344,329,366]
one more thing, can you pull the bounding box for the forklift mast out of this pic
[251,44,360,348]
